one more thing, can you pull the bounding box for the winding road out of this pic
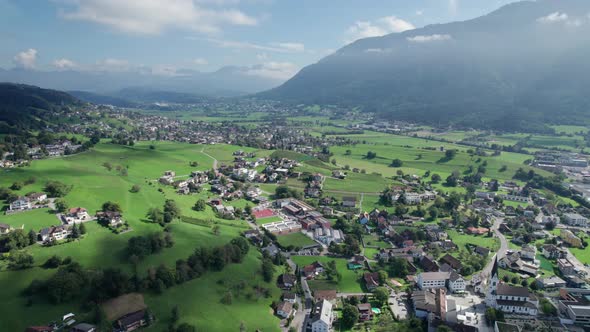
[482,217,508,277]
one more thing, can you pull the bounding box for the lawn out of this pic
[0,142,282,331]
[446,229,499,251]
[257,216,283,224]
[276,232,317,248]
[291,256,364,293]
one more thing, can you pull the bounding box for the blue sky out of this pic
[0,0,518,80]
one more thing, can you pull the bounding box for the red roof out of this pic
[69,207,87,214]
[253,209,276,219]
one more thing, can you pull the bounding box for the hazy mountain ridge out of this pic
[261,0,590,131]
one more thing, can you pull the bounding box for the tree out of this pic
[164,200,181,221]
[540,298,557,316]
[445,149,457,160]
[175,323,196,332]
[341,304,359,328]
[445,174,458,187]
[27,229,37,245]
[212,225,220,236]
[102,201,122,213]
[275,185,301,199]
[261,257,275,282]
[130,184,141,193]
[431,173,441,183]
[8,250,35,270]
[44,181,72,197]
[79,223,87,235]
[373,287,389,306]
[147,208,164,224]
[71,223,80,239]
[10,182,23,190]
[390,159,403,167]
[54,199,68,213]
[171,305,180,323]
[485,307,504,324]
[365,151,377,159]
[43,255,62,269]
[194,199,206,211]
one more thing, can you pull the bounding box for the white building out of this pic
[448,271,466,293]
[310,300,333,332]
[564,213,588,227]
[417,272,450,290]
[9,197,32,211]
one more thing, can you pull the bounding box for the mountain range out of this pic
[0,64,284,99]
[261,0,590,132]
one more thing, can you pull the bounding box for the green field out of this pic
[0,142,281,331]
[276,232,317,248]
[256,216,283,224]
[446,230,499,251]
[291,256,364,293]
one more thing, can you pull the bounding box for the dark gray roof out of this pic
[496,283,530,297]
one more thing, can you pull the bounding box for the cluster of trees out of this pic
[365,151,377,159]
[8,250,35,270]
[328,235,361,257]
[126,232,174,262]
[0,229,36,252]
[275,185,302,199]
[147,199,182,225]
[25,237,250,305]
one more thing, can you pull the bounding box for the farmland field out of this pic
[291,256,364,293]
[0,142,281,332]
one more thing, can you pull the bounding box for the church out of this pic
[485,256,539,316]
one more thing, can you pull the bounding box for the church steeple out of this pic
[491,255,499,279]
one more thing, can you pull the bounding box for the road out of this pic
[200,147,218,170]
[482,217,508,278]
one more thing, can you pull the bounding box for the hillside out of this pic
[0,83,81,133]
[261,0,590,132]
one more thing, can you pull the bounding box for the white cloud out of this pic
[193,58,209,65]
[57,0,258,35]
[256,53,269,60]
[537,12,568,24]
[270,42,305,53]
[13,48,38,69]
[344,16,414,43]
[416,10,423,16]
[407,34,452,43]
[244,61,298,80]
[94,58,131,71]
[201,37,305,53]
[52,58,77,70]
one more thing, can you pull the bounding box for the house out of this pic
[70,323,97,332]
[27,192,47,202]
[96,211,123,226]
[364,272,380,291]
[278,274,297,290]
[474,246,490,257]
[561,229,583,248]
[310,300,333,332]
[541,244,567,259]
[115,310,148,332]
[0,223,13,235]
[417,272,450,290]
[276,301,293,319]
[39,225,71,242]
[558,258,576,276]
[65,207,90,224]
[283,292,297,304]
[563,213,588,227]
[466,227,489,235]
[313,290,337,303]
[412,288,447,320]
[419,256,440,272]
[342,196,357,208]
[25,327,53,332]
[357,303,374,321]
[520,244,536,261]
[303,261,325,280]
[439,254,462,272]
[448,272,466,293]
[535,276,566,289]
[9,197,31,211]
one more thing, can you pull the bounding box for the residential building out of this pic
[276,301,293,319]
[261,220,302,235]
[342,196,357,208]
[65,207,90,224]
[364,272,380,291]
[563,213,588,227]
[0,223,13,235]
[542,244,567,259]
[310,300,333,332]
[278,274,297,290]
[9,197,31,211]
[561,229,583,248]
[115,310,148,332]
[412,288,447,320]
[283,292,297,304]
[303,261,325,280]
[558,258,576,276]
[448,271,466,293]
[357,303,373,321]
[70,323,97,332]
[96,211,123,226]
[39,225,71,242]
[535,276,566,290]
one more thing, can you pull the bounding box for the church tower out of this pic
[485,255,499,307]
